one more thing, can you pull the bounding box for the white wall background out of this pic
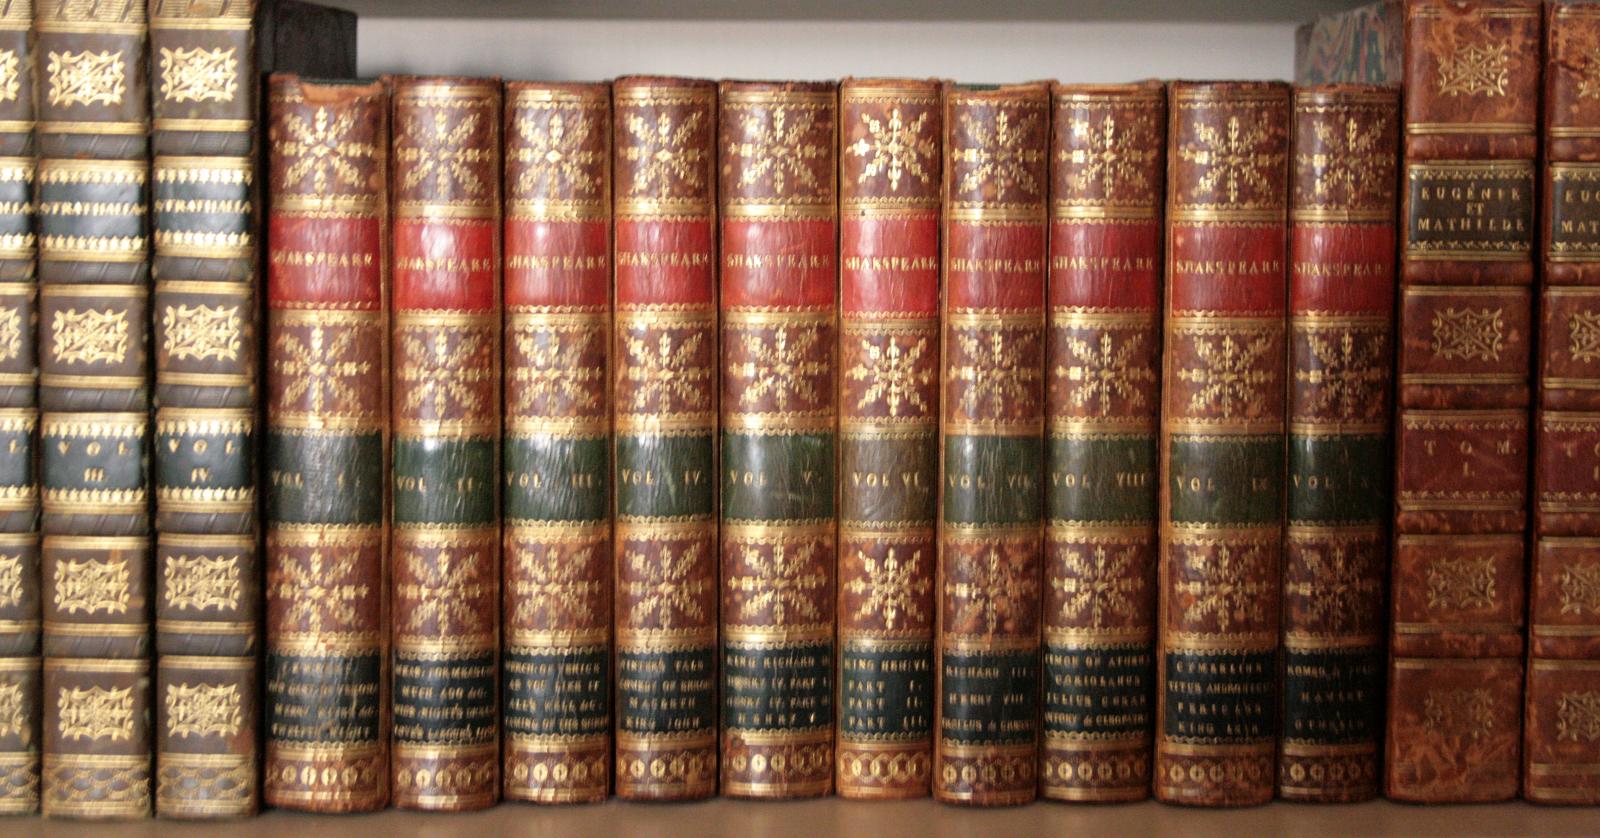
[356,18,1301,84]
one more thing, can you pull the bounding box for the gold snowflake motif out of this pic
[1055,330,1154,417]
[510,541,603,627]
[1299,114,1389,205]
[277,105,379,195]
[1557,691,1600,743]
[946,546,1039,636]
[728,104,828,196]
[399,327,492,417]
[1431,307,1504,362]
[509,325,603,415]
[1064,113,1157,198]
[730,325,829,411]
[845,334,932,417]
[1053,544,1142,628]
[1559,561,1600,616]
[396,110,488,197]
[512,108,603,197]
[950,325,1042,420]
[1425,555,1497,612]
[621,110,707,198]
[1285,544,1381,634]
[271,549,370,635]
[47,50,125,107]
[624,543,709,628]
[273,324,373,414]
[1423,688,1496,742]
[1176,331,1274,419]
[1437,43,1510,98]
[1569,310,1600,363]
[621,329,712,413]
[952,110,1046,201]
[1579,48,1600,100]
[1174,543,1270,633]
[0,50,18,103]
[845,547,930,631]
[398,549,490,636]
[1295,329,1387,421]
[848,107,936,192]
[727,541,826,627]
[1179,115,1282,205]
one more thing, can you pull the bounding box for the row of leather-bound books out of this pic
[0,0,1597,822]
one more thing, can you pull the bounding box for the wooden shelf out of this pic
[21,798,1598,835]
[325,0,1366,23]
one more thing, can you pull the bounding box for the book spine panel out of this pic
[1278,85,1398,803]
[834,78,940,801]
[41,658,149,819]
[149,0,254,158]
[501,81,611,806]
[935,84,1048,807]
[718,81,837,800]
[263,76,389,814]
[1528,0,1600,805]
[611,77,720,802]
[1042,82,1164,804]
[154,655,255,819]
[1156,81,1289,808]
[389,77,501,813]
[1388,0,1540,804]
[0,0,36,815]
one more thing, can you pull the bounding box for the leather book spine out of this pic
[154,655,254,819]
[718,80,837,800]
[1041,81,1164,804]
[0,0,37,816]
[935,82,1048,808]
[1388,0,1539,804]
[155,532,254,657]
[263,75,388,814]
[42,657,150,819]
[389,76,501,813]
[1156,81,1289,808]
[501,80,610,805]
[835,77,940,801]
[1528,0,1600,806]
[610,76,719,802]
[1279,84,1397,804]
[150,0,254,158]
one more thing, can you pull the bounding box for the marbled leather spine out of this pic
[1528,0,1600,806]
[501,80,610,806]
[611,76,719,802]
[835,77,940,801]
[1156,81,1289,808]
[1388,0,1539,804]
[389,76,501,813]
[1042,80,1164,804]
[264,75,389,813]
[1279,84,1397,804]
[935,82,1048,808]
[718,80,837,800]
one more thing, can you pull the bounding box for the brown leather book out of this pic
[42,658,150,819]
[389,75,502,813]
[263,74,389,814]
[1388,0,1539,804]
[718,80,838,800]
[936,82,1048,808]
[611,76,719,802]
[1156,80,1289,808]
[1280,84,1398,803]
[501,80,611,806]
[1042,80,1164,804]
[836,76,940,801]
[1528,0,1600,806]
[154,656,254,819]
